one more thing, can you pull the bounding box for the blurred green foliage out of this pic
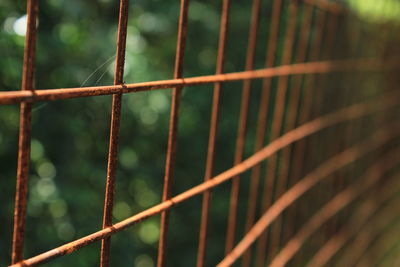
[348,0,400,22]
[0,0,398,267]
[0,0,266,266]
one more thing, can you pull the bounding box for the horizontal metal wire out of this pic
[8,89,399,267]
[269,148,400,267]
[5,0,397,266]
[0,59,389,105]
[12,0,38,263]
[217,124,400,267]
[100,0,130,266]
[307,177,400,267]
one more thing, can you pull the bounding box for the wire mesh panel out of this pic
[1,0,399,266]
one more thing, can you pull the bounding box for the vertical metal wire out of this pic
[241,0,284,265]
[345,17,373,219]
[328,14,361,236]
[276,0,314,248]
[157,1,190,266]
[225,0,262,255]
[280,2,314,245]
[217,124,400,267]
[100,0,129,266]
[4,0,394,266]
[266,1,299,259]
[298,12,339,258]
[307,177,400,267]
[196,1,231,266]
[268,148,400,267]
[285,10,326,243]
[312,12,339,124]
[356,215,400,267]
[292,9,326,180]
[307,12,339,245]
[254,1,299,265]
[299,8,341,261]
[12,0,39,264]
[336,199,400,267]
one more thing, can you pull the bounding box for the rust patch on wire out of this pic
[8,90,399,267]
[225,0,263,256]
[242,0,285,264]
[307,178,400,267]
[269,148,400,267]
[217,126,400,267]
[157,1,190,266]
[100,1,130,266]
[0,59,391,105]
[4,0,399,266]
[196,0,231,266]
[266,1,300,259]
[12,0,39,264]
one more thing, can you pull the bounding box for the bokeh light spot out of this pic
[113,201,132,221]
[120,148,138,169]
[49,199,68,218]
[31,139,44,161]
[135,254,154,267]
[37,161,57,179]
[13,15,27,36]
[138,221,159,245]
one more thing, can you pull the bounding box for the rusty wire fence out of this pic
[1,0,400,266]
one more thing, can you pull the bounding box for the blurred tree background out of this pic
[0,0,399,266]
